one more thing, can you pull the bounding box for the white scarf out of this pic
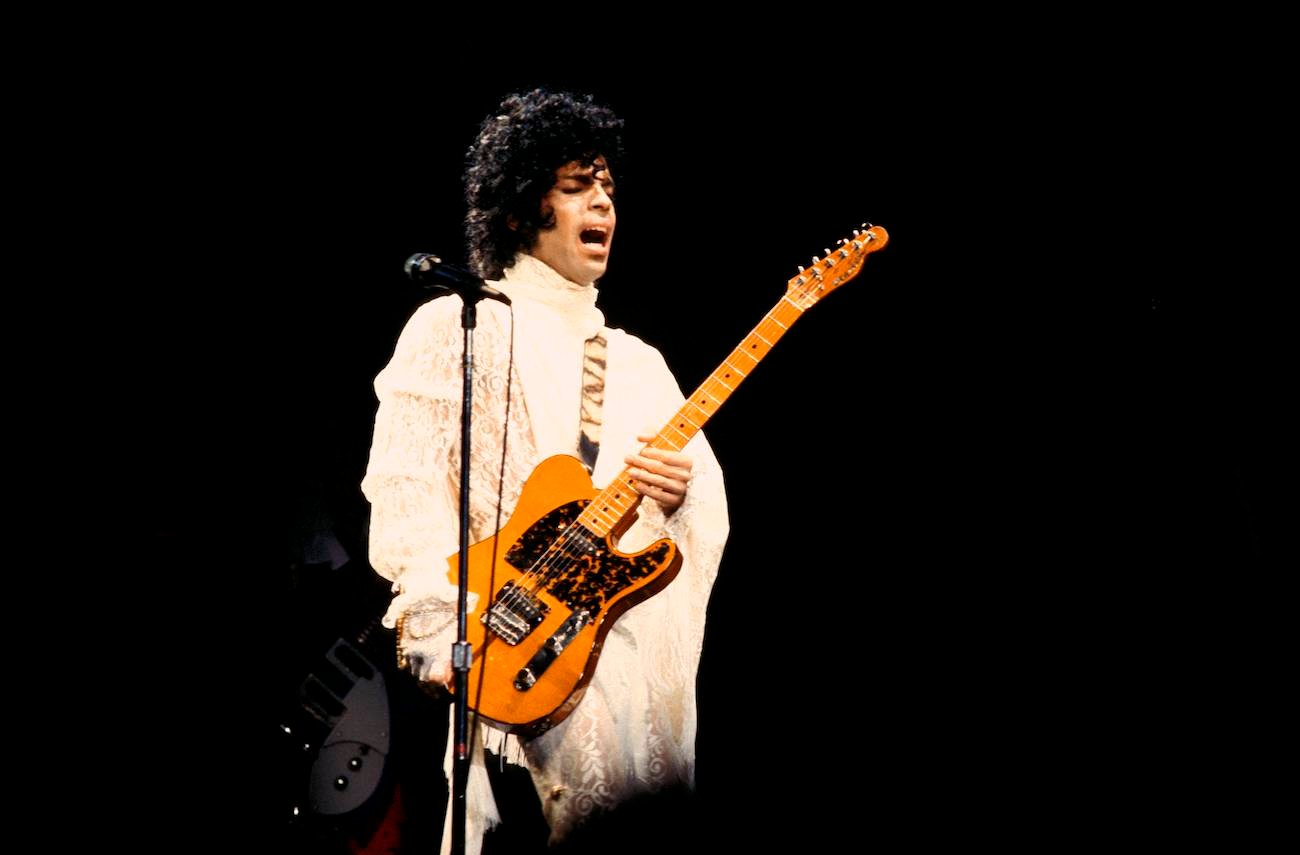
[494,254,606,460]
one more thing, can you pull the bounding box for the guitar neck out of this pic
[578,294,806,537]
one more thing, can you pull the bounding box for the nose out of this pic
[590,184,612,211]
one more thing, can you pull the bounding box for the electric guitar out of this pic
[448,225,889,734]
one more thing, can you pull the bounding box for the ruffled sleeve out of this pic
[609,337,729,690]
[361,297,530,637]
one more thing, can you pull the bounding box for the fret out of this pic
[720,360,747,379]
[687,392,716,412]
[584,502,620,528]
[662,423,691,445]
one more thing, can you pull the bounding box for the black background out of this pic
[116,55,1283,850]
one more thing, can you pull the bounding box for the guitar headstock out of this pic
[785,224,889,309]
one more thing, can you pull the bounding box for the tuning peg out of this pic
[853,228,861,237]
[811,256,820,265]
[836,238,844,245]
[823,248,831,255]
[838,248,849,258]
[861,222,873,229]
[852,240,863,250]
[797,265,805,274]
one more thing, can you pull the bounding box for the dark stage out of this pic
[127,69,1280,851]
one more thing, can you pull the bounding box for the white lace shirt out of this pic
[361,254,729,852]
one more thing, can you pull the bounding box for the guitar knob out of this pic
[348,756,363,771]
[334,776,349,791]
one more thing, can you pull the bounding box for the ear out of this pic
[506,214,519,231]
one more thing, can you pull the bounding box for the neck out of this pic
[495,254,605,341]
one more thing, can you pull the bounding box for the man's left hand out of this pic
[625,433,692,514]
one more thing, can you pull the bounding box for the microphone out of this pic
[404,253,511,305]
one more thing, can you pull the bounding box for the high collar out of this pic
[495,254,605,341]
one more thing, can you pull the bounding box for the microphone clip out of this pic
[404,254,511,305]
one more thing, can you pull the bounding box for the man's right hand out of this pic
[397,606,457,688]
[404,649,453,688]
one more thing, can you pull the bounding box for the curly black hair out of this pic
[464,89,624,280]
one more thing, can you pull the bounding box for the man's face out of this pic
[528,157,616,285]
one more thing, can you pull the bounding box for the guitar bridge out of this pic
[482,581,548,646]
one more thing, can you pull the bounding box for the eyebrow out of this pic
[559,166,615,186]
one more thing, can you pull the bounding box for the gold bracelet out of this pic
[395,612,409,669]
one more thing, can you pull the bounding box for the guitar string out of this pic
[496,229,873,605]
[482,237,883,672]
[494,306,791,615]
[490,304,804,619]
[492,378,711,613]
[501,351,740,606]
[488,244,871,619]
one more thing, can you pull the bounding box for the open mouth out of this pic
[580,226,610,249]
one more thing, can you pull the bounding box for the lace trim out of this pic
[364,282,729,851]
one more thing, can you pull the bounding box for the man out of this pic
[361,89,729,853]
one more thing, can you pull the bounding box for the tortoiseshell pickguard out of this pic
[503,500,673,617]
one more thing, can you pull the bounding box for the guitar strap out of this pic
[577,332,607,473]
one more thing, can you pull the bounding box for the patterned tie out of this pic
[578,333,607,473]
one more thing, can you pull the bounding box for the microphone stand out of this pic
[404,254,508,855]
[450,291,477,855]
